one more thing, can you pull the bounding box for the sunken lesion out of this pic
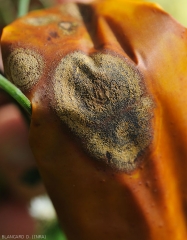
[58,21,78,35]
[6,48,44,91]
[23,15,59,26]
[22,3,81,36]
[52,51,153,172]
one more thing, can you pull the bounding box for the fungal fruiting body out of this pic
[1,0,187,239]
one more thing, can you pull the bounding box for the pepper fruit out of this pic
[1,0,187,239]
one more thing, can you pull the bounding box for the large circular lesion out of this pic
[52,51,153,171]
[7,48,44,90]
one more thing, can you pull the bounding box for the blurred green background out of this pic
[147,0,187,27]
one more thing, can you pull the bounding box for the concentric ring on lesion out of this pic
[52,51,154,171]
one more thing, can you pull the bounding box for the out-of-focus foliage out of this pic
[147,0,187,26]
[44,223,67,240]
[0,0,56,28]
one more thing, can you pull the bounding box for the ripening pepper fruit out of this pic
[1,0,187,239]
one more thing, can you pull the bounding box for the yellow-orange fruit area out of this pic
[1,0,187,239]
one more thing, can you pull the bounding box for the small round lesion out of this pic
[23,15,59,26]
[7,48,44,90]
[58,21,78,35]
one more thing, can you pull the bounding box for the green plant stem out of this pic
[17,0,30,17]
[0,74,32,116]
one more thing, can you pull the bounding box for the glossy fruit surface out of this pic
[1,0,187,239]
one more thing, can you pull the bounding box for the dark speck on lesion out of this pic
[106,151,112,164]
[49,31,60,39]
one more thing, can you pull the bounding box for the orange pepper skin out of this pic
[1,1,187,239]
